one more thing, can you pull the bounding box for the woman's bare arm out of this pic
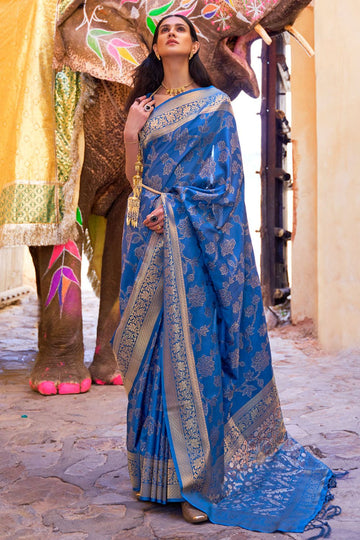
[124,94,165,233]
[124,95,155,186]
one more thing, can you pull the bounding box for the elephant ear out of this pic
[55,0,149,85]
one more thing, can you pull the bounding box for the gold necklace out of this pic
[161,81,193,96]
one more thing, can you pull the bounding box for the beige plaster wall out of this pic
[290,6,317,326]
[292,1,360,350]
[314,0,360,349]
[0,247,24,293]
[0,246,36,294]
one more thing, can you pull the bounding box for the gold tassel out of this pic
[126,152,143,227]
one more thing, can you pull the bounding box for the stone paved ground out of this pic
[0,285,359,540]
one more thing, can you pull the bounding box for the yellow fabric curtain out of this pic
[0,0,84,247]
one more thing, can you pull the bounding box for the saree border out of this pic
[127,450,182,501]
[112,232,164,393]
[224,377,286,463]
[161,193,211,492]
[141,87,233,148]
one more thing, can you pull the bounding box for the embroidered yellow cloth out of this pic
[0,0,83,247]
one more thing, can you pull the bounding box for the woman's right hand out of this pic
[124,95,155,142]
[143,205,165,234]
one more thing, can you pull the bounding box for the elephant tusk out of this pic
[254,24,272,46]
[285,25,315,57]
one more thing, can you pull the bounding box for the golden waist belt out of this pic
[141,184,162,196]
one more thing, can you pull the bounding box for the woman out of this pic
[113,14,338,534]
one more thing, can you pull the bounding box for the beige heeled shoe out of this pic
[181,501,208,523]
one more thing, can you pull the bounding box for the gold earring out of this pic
[155,52,161,61]
[189,51,194,60]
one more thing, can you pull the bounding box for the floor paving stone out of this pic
[0,286,359,539]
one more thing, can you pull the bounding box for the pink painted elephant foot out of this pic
[89,343,123,386]
[29,356,92,395]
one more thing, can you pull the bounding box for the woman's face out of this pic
[153,17,198,60]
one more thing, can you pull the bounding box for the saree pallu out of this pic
[113,86,334,532]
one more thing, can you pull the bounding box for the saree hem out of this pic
[181,474,336,533]
[136,496,185,505]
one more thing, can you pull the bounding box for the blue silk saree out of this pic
[112,86,335,533]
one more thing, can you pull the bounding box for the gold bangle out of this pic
[125,140,139,145]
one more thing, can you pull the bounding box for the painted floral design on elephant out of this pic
[76,1,140,70]
[141,0,236,37]
[45,240,81,314]
[240,0,281,21]
[77,0,282,68]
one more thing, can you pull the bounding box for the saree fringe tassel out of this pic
[305,476,341,539]
[305,471,347,539]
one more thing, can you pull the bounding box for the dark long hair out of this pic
[125,14,212,111]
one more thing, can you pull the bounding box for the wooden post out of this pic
[260,35,291,306]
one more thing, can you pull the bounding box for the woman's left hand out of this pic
[143,206,164,234]
[124,95,155,141]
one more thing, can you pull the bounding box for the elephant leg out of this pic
[89,192,129,385]
[29,243,91,395]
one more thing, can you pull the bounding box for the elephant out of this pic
[26,0,312,394]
